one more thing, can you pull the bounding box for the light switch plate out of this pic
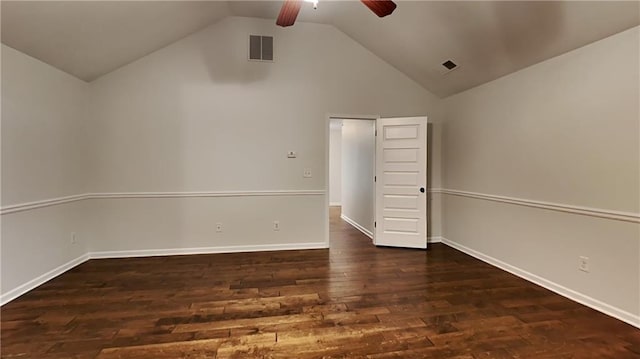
[287,151,297,158]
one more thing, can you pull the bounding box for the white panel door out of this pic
[375,117,428,249]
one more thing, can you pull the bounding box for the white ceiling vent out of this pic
[249,35,273,62]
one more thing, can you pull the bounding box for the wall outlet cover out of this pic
[579,256,589,272]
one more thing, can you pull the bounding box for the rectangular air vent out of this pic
[249,35,274,62]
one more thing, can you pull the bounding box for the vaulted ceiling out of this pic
[2,1,639,97]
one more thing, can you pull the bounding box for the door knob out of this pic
[420,187,425,193]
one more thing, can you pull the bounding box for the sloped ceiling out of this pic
[1,1,231,82]
[2,1,639,97]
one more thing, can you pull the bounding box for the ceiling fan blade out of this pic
[276,0,303,27]
[361,0,397,17]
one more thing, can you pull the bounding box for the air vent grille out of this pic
[442,60,457,70]
[249,35,274,62]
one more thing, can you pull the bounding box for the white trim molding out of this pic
[1,190,326,215]
[441,237,640,329]
[440,188,640,223]
[89,190,325,199]
[89,242,328,259]
[0,194,89,215]
[341,214,374,239]
[0,253,91,305]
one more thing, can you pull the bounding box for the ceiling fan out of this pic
[276,0,397,27]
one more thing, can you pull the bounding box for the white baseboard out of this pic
[340,214,373,239]
[329,202,342,207]
[427,236,443,243]
[88,242,328,259]
[1,242,327,306]
[0,253,90,305]
[441,237,640,329]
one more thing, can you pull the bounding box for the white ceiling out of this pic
[2,1,639,97]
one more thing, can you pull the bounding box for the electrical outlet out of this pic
[303,169,312,178]
[273,221,280,231]
[70,232,77,245]
[216,223,223,233]
[579,256,589,272]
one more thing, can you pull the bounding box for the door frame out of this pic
[324,113,379,247]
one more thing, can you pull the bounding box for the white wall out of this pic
[86,17,441,253]
[341,120,375,236]
[1,45,90,204]
[442,26,640,325]
[1,45,90,298]
[329,120,342,206]
[0,16,443,302]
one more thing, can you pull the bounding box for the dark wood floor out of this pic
[2,207,639,358]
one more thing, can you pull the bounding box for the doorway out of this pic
[328,118,376,244]
[326,115,429,249]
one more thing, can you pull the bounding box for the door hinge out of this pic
[374,221,376,228]
[375,129,377,136]
[374,176,376,182]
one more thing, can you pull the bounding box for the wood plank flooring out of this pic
[2,206,639,358]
